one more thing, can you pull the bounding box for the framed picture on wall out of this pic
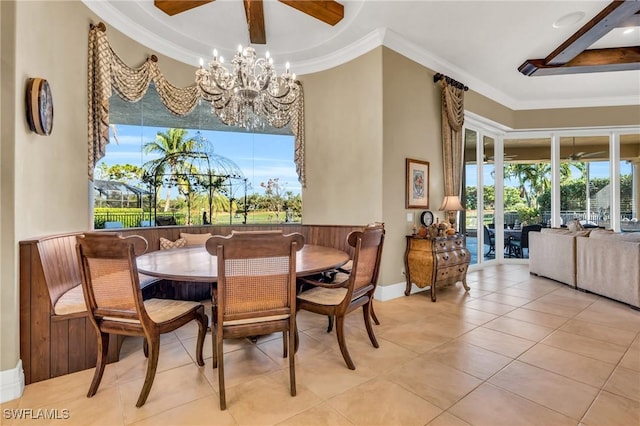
[406,158,430,209]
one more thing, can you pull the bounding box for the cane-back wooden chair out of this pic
[206,230,304,410]
[324,222,385,332]
[296,224,385,370]
[76,233,208,407]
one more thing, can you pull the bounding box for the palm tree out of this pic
[504,162,577,209]
[504,163,549,208]
[143,129,203,212]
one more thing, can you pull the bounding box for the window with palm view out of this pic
[93,87,301,228]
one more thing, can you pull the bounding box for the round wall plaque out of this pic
[26,78,54,135]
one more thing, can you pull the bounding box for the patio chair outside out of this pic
[484,225,495,257]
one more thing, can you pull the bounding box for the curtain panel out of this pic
[439,80,465,197]
[87,23,306,185]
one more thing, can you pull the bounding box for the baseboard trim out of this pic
[0,360,24,403]
[374,280,428,302]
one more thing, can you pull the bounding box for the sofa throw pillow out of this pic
[159,237,186,250]
[567,219,584,232]
[180,232,212,247]
[573,230,591,237]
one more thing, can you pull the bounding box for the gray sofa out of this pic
[529,228,640,308]
[576,230,640,308]
[529,228,588,288]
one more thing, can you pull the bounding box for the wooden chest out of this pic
[403,235,470,301]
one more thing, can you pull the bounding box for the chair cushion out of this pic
[180,232,212,247]
[53,284,85,315]
[340,260,353,272]
[223,314,289,326]
[333,272,350,283]
[144,298,203,323]
[297,286,348,306]
[104,299,202,324]
[159,237,186,250]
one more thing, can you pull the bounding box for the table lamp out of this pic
[439,195,464,232]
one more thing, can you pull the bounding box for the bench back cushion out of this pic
[37,234,82,308]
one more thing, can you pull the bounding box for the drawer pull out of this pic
[443,255,449,261]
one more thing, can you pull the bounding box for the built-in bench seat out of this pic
[20,224,361,384]
[20,233,165,385]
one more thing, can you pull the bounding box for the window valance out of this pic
[87,23,306,185]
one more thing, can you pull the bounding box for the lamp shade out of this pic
[439,195,464,211]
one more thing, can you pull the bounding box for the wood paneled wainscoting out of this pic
[19,224,360,385]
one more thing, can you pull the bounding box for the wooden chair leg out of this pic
[370,302,380,325]
[335,316,355,370]
[288,328,296,397]
[136,335,160,407]
[143,338,149,358]
[326,315,334,332]
[217,333,226,410]
[363,302,379,348]
[211,308,218,369]
[195,308,207,366]
[293,325,300,353]
[282,331,288,358]
[88,331,110,398]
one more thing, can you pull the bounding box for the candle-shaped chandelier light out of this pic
[196,45,299,130]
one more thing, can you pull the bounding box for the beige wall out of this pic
[299,49,384,225]
[1,0,18,373]
[515,105,640,129]
[466,90,516,129]
[380,48,442,285]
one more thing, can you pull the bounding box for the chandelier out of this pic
[196,45,299,130]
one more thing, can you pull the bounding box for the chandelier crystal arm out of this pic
[196,46,299,131]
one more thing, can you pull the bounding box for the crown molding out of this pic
[81,1,639,111]
[506,94,640,110]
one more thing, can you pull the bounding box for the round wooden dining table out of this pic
[136,244,350,283]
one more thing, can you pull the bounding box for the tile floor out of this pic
[3,265,640,425]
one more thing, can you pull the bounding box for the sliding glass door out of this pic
[463,127,498,265]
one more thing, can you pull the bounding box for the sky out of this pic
[96,125,300,197]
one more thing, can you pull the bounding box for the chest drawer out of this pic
[434,238,464,252]
[435,249,469,266]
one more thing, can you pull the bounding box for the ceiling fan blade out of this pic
[243,0,266,44]
[154,0,214,16]
[278,0,344,25]
[580,151,607,159]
